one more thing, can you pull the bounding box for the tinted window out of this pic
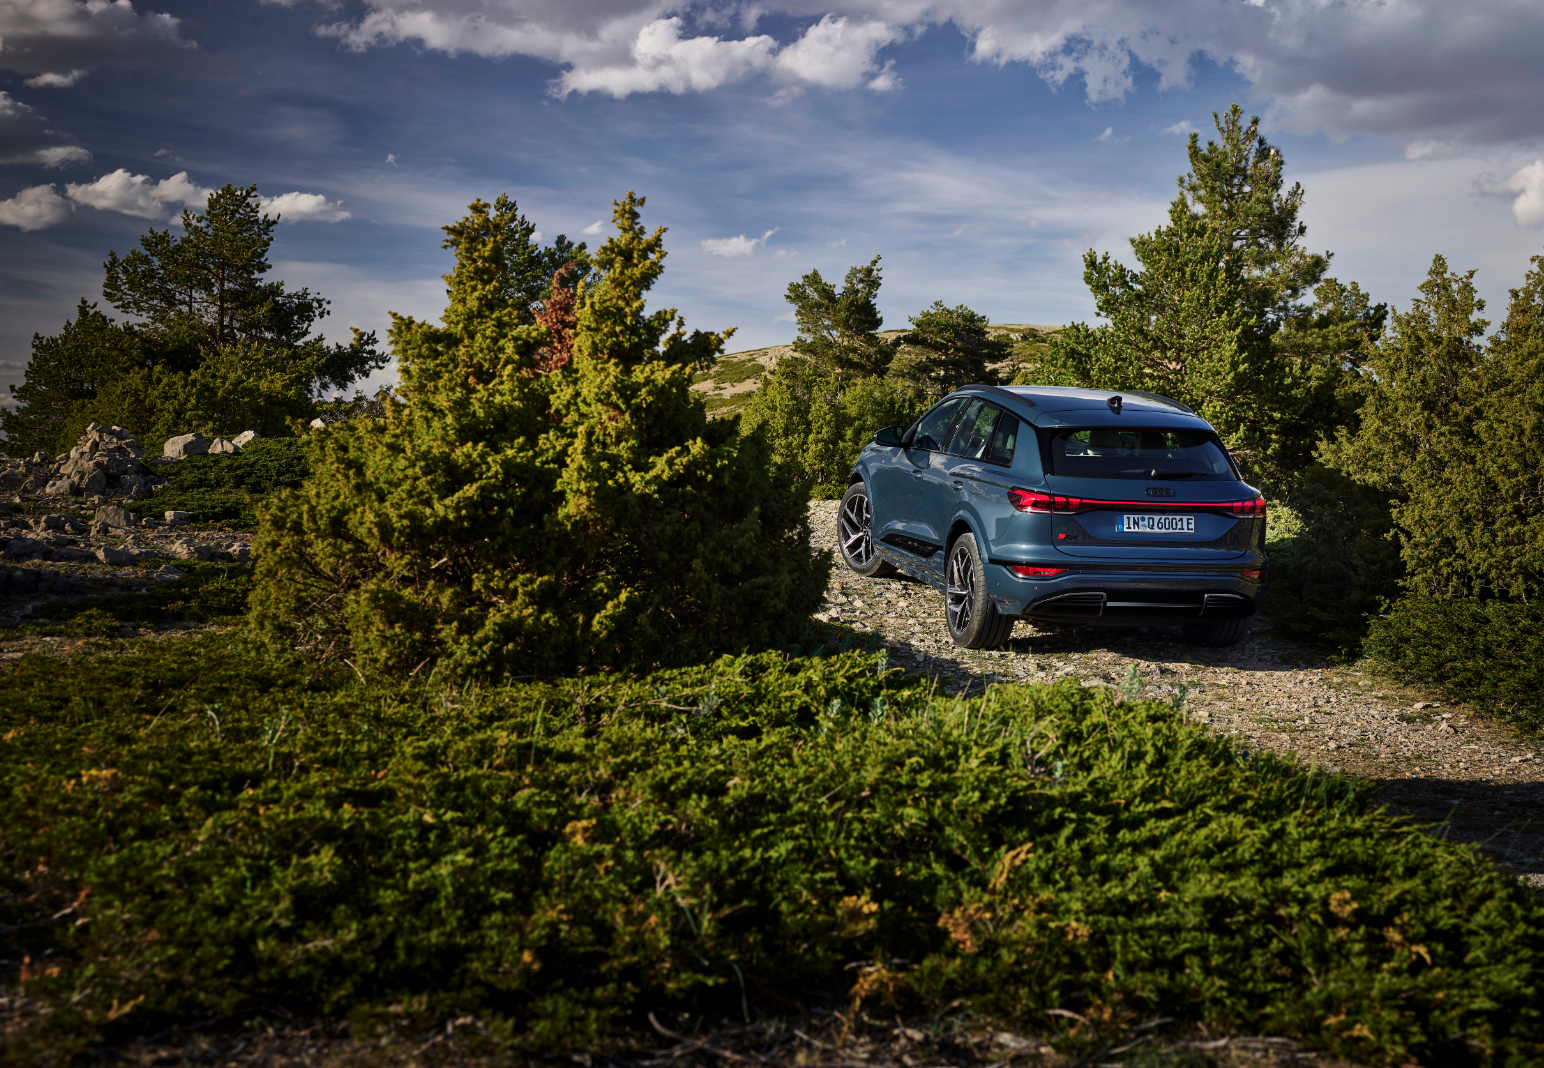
[910,397,967,451]
[1048,428,1235,480]
[984,412,1019,467]
[946,399,1000,458]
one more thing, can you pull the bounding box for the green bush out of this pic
[3,637,1542,1065]
[1365,592,1544,733]
[248,193,827,678]
[739,358,926,496]
[1262,464,1404,652]
[128,437,310,529]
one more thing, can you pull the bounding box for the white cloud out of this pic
[0,0,193,76]
[1163,120,1196,136]
[0,91,90,167]
[23,69,86,88]
[702,227,777,257]
[261,190,352,223]
[773,15,901,91]
[0,184,73,231]
[153,147,182,162]
[385,152,397,166]
[581,219,604,234]
[1405,140,1453,161]
[310,1,1544,146]
[556,17,777,97]
[1094,126,1113,142]
[65,168,212,220]
[1477,160,1544,229]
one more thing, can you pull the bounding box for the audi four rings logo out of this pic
[1145,487,1176,497]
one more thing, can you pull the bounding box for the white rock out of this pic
[43,478,77,496]
[154,564,184,583]
[96,546,138,565]
[232,430,260,446]
[207,437,240,454]
[165,510,191,525]
[309,417,327,429]
[79,469,108,495]
[163,433,209,459]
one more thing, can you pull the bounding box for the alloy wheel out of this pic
[946,544,975,634]
[840,490,875,567]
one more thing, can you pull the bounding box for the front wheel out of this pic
[944,533,1015,649]
[838,482,897,577]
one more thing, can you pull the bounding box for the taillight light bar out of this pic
[1008,488,1266,517]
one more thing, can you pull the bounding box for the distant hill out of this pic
[691,324,1062,418]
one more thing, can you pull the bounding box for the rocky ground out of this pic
[806,500,1544,890]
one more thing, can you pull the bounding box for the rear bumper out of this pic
[986,565,1262,626]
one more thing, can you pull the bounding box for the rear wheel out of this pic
[838,482,897,577]
[1182,617,1251,647]
[945,534,1015,649]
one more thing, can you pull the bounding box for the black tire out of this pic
[944,533,1015,649]
[1182,617,1251,647]
[838,482,897,577]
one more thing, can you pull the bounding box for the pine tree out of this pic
[250,193,827,678]
[893,301,1013,397]
[1039,201,1302,483]
[783,255,896,379]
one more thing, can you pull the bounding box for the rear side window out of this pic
[910,397,968,451]
[1047,427,1235,480]
[946,400,1020,467]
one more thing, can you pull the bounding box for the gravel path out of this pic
[808,500,1544,886]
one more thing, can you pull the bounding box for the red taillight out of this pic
[1009,488,1087,513]
[1008,488,1053,513]
[1228,495,1266,518]
[1240,569,1262,580]
[1009,565,1067,578]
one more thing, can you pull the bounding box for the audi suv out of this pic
[838,385,1265,649]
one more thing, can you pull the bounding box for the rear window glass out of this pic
[1047,428,1235,481]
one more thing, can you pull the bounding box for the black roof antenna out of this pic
[1107,395,1123,414]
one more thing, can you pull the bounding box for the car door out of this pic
[938,399,1023,518]
[871,395,967,565]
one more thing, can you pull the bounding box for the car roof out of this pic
[952,384,1213,431]
[979,385,1195,414]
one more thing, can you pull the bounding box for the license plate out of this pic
[1117,514,1195,534]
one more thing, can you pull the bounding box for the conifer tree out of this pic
[893,301,1013,397]
[784,255,896,378]
[250,193,827,678]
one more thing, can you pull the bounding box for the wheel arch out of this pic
[945,516,980,556]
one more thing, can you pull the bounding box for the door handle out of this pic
[912,470,924,479]
[951,480,963,487]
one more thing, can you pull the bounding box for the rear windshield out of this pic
[1046,428,1236,481]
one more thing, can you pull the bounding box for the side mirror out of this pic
[872,425,904,447]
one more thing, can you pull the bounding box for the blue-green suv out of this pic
[839,385,1266,649]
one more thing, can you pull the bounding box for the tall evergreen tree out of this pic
[784,255,896,379]
[4,184,391,455]
[894,301,1013,397]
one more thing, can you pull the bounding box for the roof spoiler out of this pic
[1125,390,1195,414]
[962,384,1036,408]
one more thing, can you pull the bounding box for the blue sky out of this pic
[2,0,1542,401]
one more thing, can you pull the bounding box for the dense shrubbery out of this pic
[1262,465,1403,653]
[3,637,1541,1065]
[249,193,827,678]
[1366,594,1544,732]
[740,358,925,495]
[126,437,310,528]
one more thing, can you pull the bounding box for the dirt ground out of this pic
[806,500,1544,889]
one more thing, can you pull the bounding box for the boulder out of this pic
[43,478,76,497]
[79,469,108,495]
[165,510,190,525]
[35,515,66,531]
[96,546,138,566]
[4,537,47,559]
[94,504,135,528]
[154,564,185,583]
[170,538,219,562]
[308,417,327,429]
[207,437,240,454]
[163,433,208,460]
[232,430,260,447]
[49,546,94,562]
[29,451,46,464]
